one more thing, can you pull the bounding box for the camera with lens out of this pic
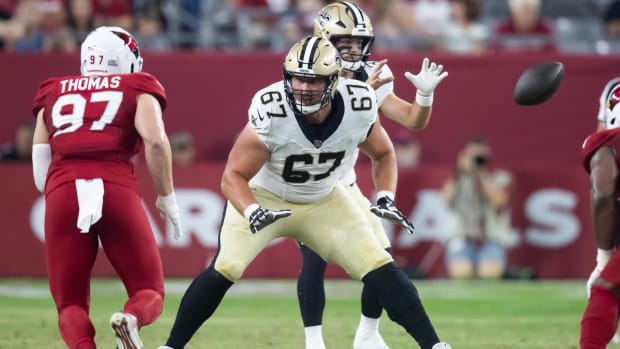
[472,154,488,168]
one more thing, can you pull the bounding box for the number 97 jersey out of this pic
[32,72,166,193]
[248,77,378,204]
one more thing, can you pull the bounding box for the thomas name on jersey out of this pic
[59,76,121,94]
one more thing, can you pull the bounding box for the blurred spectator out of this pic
[492,0,557,53]
[198,0,239,49]
[134,0,170,51]
[441,137,514,279]
[371,0,418,51]
[39,0,77,53]
[604,0,620,37]
[93,0,133,30]
[66,0,94,45]
[170,131,196,167]
[3,0,45,52]
[1,121,35,162]
[410,0,454,50]
[393,130,422,168]
[270,11,302,51]
[439,0,489,55]
[270,0,323,51]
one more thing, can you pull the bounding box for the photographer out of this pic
[441,137,513,279]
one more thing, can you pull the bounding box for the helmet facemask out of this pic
[284,71,339,116]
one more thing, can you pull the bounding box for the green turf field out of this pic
[0,279,587,348]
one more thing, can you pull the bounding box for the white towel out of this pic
[75,179,104,233]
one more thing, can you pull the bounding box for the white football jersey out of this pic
[248,78,378,203]
[341,61,395,185]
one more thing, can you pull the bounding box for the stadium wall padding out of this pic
[0,52,612,278]
[0,163,594,279]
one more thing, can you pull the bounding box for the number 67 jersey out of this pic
[249,77,378,204]
[32,72,167,194]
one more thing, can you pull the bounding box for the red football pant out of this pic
[580,250,620,349]
[45,182,165,349]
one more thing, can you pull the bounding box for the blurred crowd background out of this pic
[1,0,620,55]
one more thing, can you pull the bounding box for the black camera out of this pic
[472,155,488,167]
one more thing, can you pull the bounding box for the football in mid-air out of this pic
[513,61,564,106]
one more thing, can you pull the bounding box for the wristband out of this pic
[244,203,260,220]
[416,91,433,107]
[158,192,177,206]
[375,190,395,202]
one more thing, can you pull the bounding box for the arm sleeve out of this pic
[32,143,51,193]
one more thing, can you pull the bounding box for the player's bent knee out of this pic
[478,262,504,279]
[448,261,474,279]
[357,256,394,280]
[214,259,246,282]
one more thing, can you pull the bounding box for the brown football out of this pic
[514,61,564,106]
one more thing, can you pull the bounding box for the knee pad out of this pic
[214,257,246,282]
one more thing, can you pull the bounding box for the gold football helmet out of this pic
[283,36,342,116]
[314,1,374,71]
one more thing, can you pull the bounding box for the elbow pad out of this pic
[32,144,51,193]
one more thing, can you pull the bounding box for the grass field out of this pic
[0,278,588,349]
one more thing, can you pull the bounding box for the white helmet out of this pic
[80,26,143,76]
[605,85,620,129]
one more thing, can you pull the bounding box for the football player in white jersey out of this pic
[157,37,451,349]
[296,3,449,349]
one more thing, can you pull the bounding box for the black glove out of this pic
[370,195,415,234]
[248,207,292,234]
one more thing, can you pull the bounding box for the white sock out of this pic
[305,325,326,349]
[357,314,380,332]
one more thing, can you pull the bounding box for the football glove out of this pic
[156,192,182,240]
[404,57,448,107]
[370,194,415,234]
[247,206,292,234]
[586,248,613,297]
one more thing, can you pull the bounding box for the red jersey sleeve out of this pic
[581,128,620,173]
[128,72,167,111]
[32,78,59,117]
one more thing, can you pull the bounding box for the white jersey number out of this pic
[51,91,123,137]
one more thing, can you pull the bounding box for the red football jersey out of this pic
[32,72,167,194]
[581,128,620,173]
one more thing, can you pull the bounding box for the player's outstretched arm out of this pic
[359,122,414,234]
[380,58,448,130]
[586,146,618,295]
[135,93,181,239]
